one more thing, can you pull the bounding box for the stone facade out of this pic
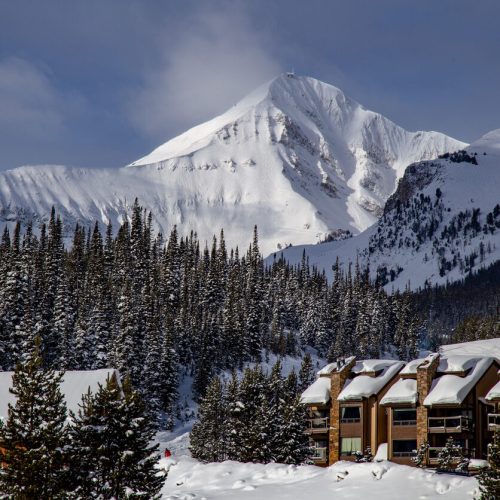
[416,354,440,453]
[328,357,357,463]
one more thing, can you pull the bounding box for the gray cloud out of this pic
[0,58,67,140]
[127,6,281,141]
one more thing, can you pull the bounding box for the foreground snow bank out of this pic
[161,456,478,499]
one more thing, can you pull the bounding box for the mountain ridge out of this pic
[271,129,500,290]
[0,74,466,254]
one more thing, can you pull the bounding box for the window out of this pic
[340,437,362,456]
[311,439,328,460]
[392,440,417,457]
[341,406,361,423]
[393,409,417,425]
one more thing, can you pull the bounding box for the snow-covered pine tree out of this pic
[478,430,500,499]
[273,371,311,464]
[190,376,227,462]
[224,370,244,461]
[298,352,315,392]
[437,436,462,471]
[67,374,165,498]
[0,337,69,498]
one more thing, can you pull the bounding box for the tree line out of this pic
[0,201,422,422]
[190,356,315,464]
[0,340,164,498]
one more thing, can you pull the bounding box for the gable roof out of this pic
[380,378,418,406]
[337,360,404,402]
[300,376,331,405]
[424,356,495,406]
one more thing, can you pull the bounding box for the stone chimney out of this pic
[416,354,440,452]
[329,356,357,464]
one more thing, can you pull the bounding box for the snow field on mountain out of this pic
[161,456,478,499]
[0,74,465,255]
[272,130,500,290]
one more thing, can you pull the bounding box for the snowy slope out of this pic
[0,74,465,254]
[271,130,500,289]
[161,456,478,499]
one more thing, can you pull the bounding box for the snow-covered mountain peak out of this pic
[273,127,500,289]
[468,128,500,154]
[0,75,466,254]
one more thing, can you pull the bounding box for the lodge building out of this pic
[301,353,500,467]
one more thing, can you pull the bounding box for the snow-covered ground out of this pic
[160,456,478,499]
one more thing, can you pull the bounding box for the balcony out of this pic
[311,447,327,461]
[428,415,472,433]
[393,419,417,426]
[393,451,415,457]
[488,413,500,431]
[340,417,361,424]
[305,417,330,434]
[428,447,474,465]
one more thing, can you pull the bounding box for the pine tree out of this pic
[0,337,69,498]
[298,352,315,392]
[67,374,165,498]
[478,430,500,499]
[190,376,227,462]
[437,436,462,471]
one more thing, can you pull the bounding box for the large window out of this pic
[341,406,361,423]
[393,409,417,425]
[340,437,362,456]
[392,440,417,457]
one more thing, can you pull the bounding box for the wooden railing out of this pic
[428,415,472,433]
[427,446,475,465]
[311,447,327,461]
[340,417,361,424]
[487,413,500,431]
[305,417,330,433]
[393,451,415,457]
[393,419,417,426]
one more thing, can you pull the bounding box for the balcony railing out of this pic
[428,447,475,465]
[305,417,330,433]
[488,413,500,431]
[393,451,415,457]
[393,419,417,426]
[340,417,361,424]
[428,415,472,433]
[311,447,327,461]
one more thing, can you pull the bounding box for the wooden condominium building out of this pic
[302,354,499,467]
[300,357,404,465]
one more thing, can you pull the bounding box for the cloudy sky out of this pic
[1,0,499,170]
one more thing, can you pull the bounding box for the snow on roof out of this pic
[486,380,500,401]
[437,355,480,373]
[317,356,355,376]
[424,357,495,406]
[300,376,331,405]
[338,360,404,401]
[399,358,426,375]
[380,378,417,405]
[352,359,394,374]
[0,369,120,420]
[440,338,500,362]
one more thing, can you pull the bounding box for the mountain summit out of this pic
[0,74,465,253]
